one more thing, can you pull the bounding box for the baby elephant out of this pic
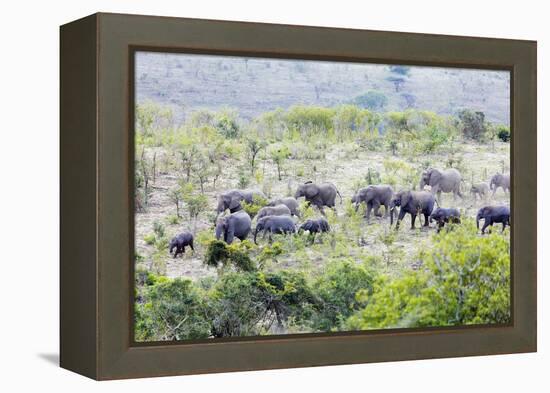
[429,207,461,232]
[169,232,194,258]
[470,183,489,200]
[254,216,296,244]
[476,205,510,234]
[299,218,330,243]
[255,204,291,221]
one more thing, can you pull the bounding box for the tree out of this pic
[352,91,388,111]
[182,183,209,233]
[270,146,291,181]
[194,153,211,194]
[179,145,199,181]
[168,182,184,218]
[215,112,240,138]
[246,137,266,174]
[457,109,487,141]
[386,76,405,92]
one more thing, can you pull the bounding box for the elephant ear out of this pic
[428,169,442,185]
[229,196,241,211]
[305,185,319,199]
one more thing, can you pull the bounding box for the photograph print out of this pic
[133,51,511,342]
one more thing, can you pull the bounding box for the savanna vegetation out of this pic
[134,99,511,341]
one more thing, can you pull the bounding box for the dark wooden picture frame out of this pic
[60,12,537,380]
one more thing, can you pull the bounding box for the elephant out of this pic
[419,168,463,202]
[294,182,342,213]
[216,189,266,216]
[254,215,296,244]
[490,173,510,196]
[429,207,461,232]
[470,183,489,200]
[267,197,300,217]
[215,211,252,244]
[168,232,194,258]
[476,205,510,234]
[390,190,436,230]
[299,218,330,243]
[255,204,291,221]
[351,185,394,220]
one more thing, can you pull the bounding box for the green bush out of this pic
[204,240,256,272]
[312,259,375,331]
[346,221,510,330]
[497,126,510,142]
[135,278,211,341]
[458,109,487,141]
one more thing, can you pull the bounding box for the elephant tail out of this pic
[336,188,343,204]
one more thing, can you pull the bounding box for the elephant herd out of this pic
[168,169,511,258]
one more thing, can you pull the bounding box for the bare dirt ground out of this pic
[135,141,510,280]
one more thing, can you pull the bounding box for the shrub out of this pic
[143,233,156,245]
[135,278,211,341]
[153,220,165,238]
[312,259,375,331]
[458,109,487,141]
[346,221,510,330]
[204,240,256,272]
[497,126,510,142]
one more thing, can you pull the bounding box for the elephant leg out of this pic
[424,213,430,226]
[395,209,406,230]
[365,202,372,220]
[190,241,194,251]
[410,213,417,229]
[373,201,382,217]
[481,220,492,234]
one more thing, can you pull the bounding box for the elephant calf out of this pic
[169,232,194,258]
[476,205,510,234]
[429,207,461,232]
[267,197,300,217]
[255,204,291,221]
[254,216,296,244]
[470,183,489,200]
[299,218,330,243]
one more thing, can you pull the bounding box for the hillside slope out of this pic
[136,52,510,125]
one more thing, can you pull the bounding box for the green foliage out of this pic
[241,194,268,219]
[312,259,374,331]
[347,222,510,330]
[237,168,251,189]
[143,233,156,245]
[215,111,240,139]
[204,240,256,272]
[285,105,335,138]
[352,91,388,111]
[458,109,487,141]
[497,126,510,142]
[135,278,211,341]
[181,183,208,223]
[153,220,165,238]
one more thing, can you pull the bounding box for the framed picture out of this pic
[60,13,537,380]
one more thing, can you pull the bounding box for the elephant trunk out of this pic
[390,207,395,225]
[476,213,481,229]
[254,226,260,244]
[419,179,426,190]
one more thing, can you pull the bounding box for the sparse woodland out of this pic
[134,98,511,342]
